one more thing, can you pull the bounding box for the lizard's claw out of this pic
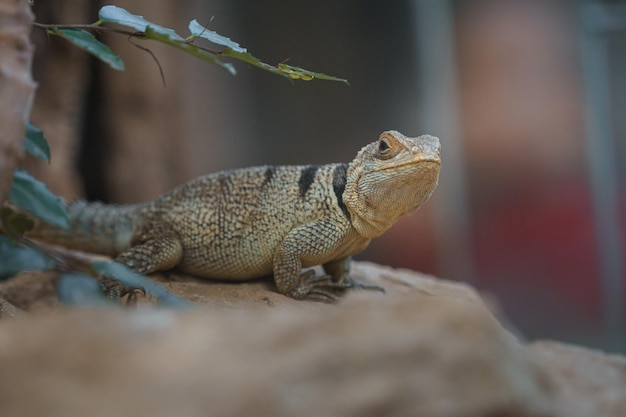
[305,290,338,304]
[123,287,147,307]
[289,271,386,302]
[290,270,346,303]
[335,275,386,294]
[100,277,146,305]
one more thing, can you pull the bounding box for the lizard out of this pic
[28,131,441,301]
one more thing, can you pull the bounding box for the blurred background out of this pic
[28,0,625,352]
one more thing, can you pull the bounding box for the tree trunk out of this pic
[0,0,35,203]
[26,1,92,199]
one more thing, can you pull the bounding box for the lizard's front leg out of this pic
[273,220,349,302]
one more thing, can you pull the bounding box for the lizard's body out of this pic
[31,131,441,300]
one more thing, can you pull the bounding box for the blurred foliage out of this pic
[0,235,53,279]
[57,272,116,306]
[23,122,51,162]
[9,169,69,230]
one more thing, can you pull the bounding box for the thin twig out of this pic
[128,37,167,88]
[33,22,140,37]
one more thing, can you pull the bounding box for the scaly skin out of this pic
[30,131,441,301]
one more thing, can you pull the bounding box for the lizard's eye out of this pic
[375,133,401,160]
[378,138,391,154]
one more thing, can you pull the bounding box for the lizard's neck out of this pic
[342,164,405,238]
[342,154,439,239]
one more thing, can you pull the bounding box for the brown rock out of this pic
[530,340,626,417]
[0,261,481,313]
[0,264,552,417]
[0,298,24,319]
[0,262,623,417]
[0,271,59,313]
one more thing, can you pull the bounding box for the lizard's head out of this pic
[344,131,441,238]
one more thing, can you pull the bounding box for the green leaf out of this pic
[188,19,246,53]
[0,207,34,240]
[93,261,191,307]
[219,50,349,84]
[220,49,288,78]
[99,5,183,41]
[50,28,125,71]
[277,63,350,84]
[57,273,113,306]
[23,122,51,162]
[0,235,54,279]
[9,169,70,230]
[144,27,236,75]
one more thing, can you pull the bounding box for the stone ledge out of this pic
[0,262,623,417]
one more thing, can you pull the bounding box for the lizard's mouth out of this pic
[379,158,441,172]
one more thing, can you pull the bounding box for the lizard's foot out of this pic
[336,275,386,294]
[322,257,385,294]
[288,270,347,303]
[99,277,146,306]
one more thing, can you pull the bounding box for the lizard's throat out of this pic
[344,165,440,238]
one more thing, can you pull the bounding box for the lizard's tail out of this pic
[27,200,148,257]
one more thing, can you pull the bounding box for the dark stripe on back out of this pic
[333,163,350,219]
[298,165,319,198]
[262,166,275,187]
[217,174,230,199]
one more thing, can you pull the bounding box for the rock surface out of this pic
[529,341,626,417]
[0,261,624,417]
